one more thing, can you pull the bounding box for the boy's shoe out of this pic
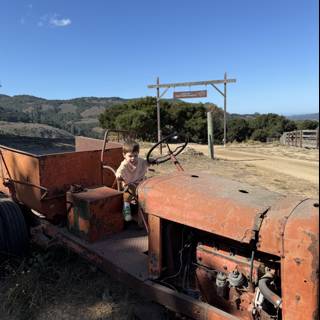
[123,204,132,222]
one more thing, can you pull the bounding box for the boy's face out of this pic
[124,151,139,166]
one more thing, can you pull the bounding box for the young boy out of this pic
[115,140,151,222]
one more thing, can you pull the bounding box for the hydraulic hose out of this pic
[258,276,282,309]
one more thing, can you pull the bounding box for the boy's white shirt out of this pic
[115,157,148,185]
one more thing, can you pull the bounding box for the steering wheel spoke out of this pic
[171,144,185,154]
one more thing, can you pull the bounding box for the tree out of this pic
[250,128,269,142]
[227,118,251,142]
[249,113,297,140]
[115,110,156,140]
[296,120,319,130]
[98,97,224,143]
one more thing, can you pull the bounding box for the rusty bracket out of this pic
[3,177,48,200]
[279,198,310,258]
[252,207,270,237]
[138,207,149,234]
[0,149,12,180]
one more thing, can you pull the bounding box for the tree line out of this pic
[98,97,318,143]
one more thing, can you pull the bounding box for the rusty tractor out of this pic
[0,132,318,320]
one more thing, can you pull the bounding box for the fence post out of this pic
[299,130,303,148]
[289,133,292,146]
[207,111,214,159]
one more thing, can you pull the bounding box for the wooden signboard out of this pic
[173,90,207,99]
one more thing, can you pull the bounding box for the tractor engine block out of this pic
[196,244,277,319]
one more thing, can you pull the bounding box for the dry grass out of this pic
[0,245,142,320]
[0,122,73,139]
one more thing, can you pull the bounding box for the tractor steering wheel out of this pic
[146,133,188,165]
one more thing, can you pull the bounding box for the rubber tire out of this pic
[0,198,29,256]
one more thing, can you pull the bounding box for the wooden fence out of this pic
[280,129,319,149]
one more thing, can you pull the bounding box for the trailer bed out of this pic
[0,137,123,221]
[46,226,149,280]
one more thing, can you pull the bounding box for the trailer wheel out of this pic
[0,198,29,256]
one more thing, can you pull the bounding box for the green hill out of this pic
[0,94,318,142]
[0,95,127,138]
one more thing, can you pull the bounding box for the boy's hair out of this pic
[123,140,140,154]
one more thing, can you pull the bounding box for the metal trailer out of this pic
[0,133,318,320]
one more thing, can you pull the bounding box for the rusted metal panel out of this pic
[148,214,162,279]
[38,149,122,220]
[0,144,123,222]
[197,245,261,284]
[0,147,42,203]
[280,199,319,320]
[75,136,122,151]
[67,186,124,242]
[138,172,282,243]
[196,245,258,319]
[173,90,207,99]
[42,149,121,190]
[253,197,319,319]
[196,268,254,319]
[257,196,307,256]
[88,229,149,281]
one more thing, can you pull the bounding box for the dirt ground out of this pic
[141,142,319,198]
[1,142,319,320]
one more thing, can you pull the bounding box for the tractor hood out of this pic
[138,172,284,244]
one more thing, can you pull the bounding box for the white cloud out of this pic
[50,17,72,27]
[37,14,72,28]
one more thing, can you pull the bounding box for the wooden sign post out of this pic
[148,75,236,152]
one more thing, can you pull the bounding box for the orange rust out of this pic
[78,216,89,234]
[67,186,124,242]
[67,209,74,226]
[75,136,122,152]
[196,245,261,319]
[280,199,319,320]
[148,215,162,279]
[138,172,282,243]
[196,267,255,319]
[258,198,319,319]
[0,143,123,222]
[258,196,307,256]
[0,147,42,202]
[139,172,319,319]
[197,245,261,284]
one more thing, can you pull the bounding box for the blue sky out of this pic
[0,0,318,115]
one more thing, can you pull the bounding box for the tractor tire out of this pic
[0,198,29,256]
